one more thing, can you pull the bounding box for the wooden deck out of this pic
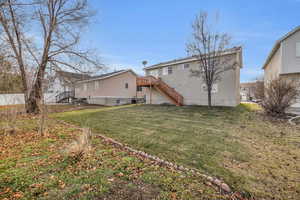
[137,76,184,106]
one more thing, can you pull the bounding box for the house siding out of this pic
[145,53,242,107]
[281,30,300,74]
[75,71,143,105]
[263,28,300,108]
[280,73,300,108]
[264,48,281,84]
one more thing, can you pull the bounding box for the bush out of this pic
[65,128,92,162]
[260,78,299,117]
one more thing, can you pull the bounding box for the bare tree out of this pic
[0,0,101,114]
[253,77,264,101]
[0,55,23,93]
[261,78,299,117]
[186,12,237,107]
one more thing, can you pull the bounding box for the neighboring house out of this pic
[240,82,259,102]
[263,26,300,108]
[75,70,144,106]
[46,70,91,103]
[137,47,243,107]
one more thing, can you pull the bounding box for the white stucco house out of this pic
[45,70,91,103]
[263,26,300,108]
[137,47,243,107]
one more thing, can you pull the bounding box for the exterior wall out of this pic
[264,48,281,84]
[87,97,133,106]
[75,71,137,98]
[281,30,300,74]
[0,93,57,106]
[240,82,257,102]
[145,88,172,104]
[75,71,144,105]
[144,53,241,107]
[46,77,70,98]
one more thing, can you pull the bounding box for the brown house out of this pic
[75,69,145,106]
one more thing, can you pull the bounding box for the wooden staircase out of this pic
[137,76,184,106]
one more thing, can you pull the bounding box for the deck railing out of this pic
[137,76,184,106]
[55,91,75,103]
[136,76,158,86]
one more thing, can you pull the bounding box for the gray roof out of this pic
[77,69,137,83]
[144,46,242,70]
[262,26,300,69]
[87,70,126,80]
[56,70,91,81]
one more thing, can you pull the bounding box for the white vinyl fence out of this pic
[0,93,57,106]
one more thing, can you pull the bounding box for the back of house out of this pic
[75,70,144,106]
[263,26,300,108]
[138,47,243,107]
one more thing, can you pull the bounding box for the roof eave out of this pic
[263,26,300,70]
[262,42,280,70]
[76,69,136,84]
[144,47,243,70]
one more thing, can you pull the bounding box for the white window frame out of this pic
[167,66,173,75]
[183,63,190,69]
[158,68,163,76]
[162,67,168,75]
[296,42,300,57]
[202,84,218,93]
[95,81,100,89]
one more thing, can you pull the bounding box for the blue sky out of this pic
[83,0,300,82]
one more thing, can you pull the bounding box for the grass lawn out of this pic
[54,104,300,200]
[0,104,105,112]
[0,116,228,200]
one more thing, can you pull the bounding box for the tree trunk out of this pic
[208,88,212,108]
[26,64,46,114]
[26,89,41,114]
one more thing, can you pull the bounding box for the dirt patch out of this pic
[99,180,160,200]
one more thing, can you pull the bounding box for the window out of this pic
[158,68,163,76]
[125,83,129,89]
[296,42,300,57]
[168,66,173,74]
[201,84,218,93]
[137,86,142,92]
[95,81,100,89]
[183,63,190,69]
[162,67,168,75]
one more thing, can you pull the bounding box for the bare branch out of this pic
[186,11,235,107]
[0,0,101,114]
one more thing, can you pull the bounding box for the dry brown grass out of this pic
[64,128,92,161]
